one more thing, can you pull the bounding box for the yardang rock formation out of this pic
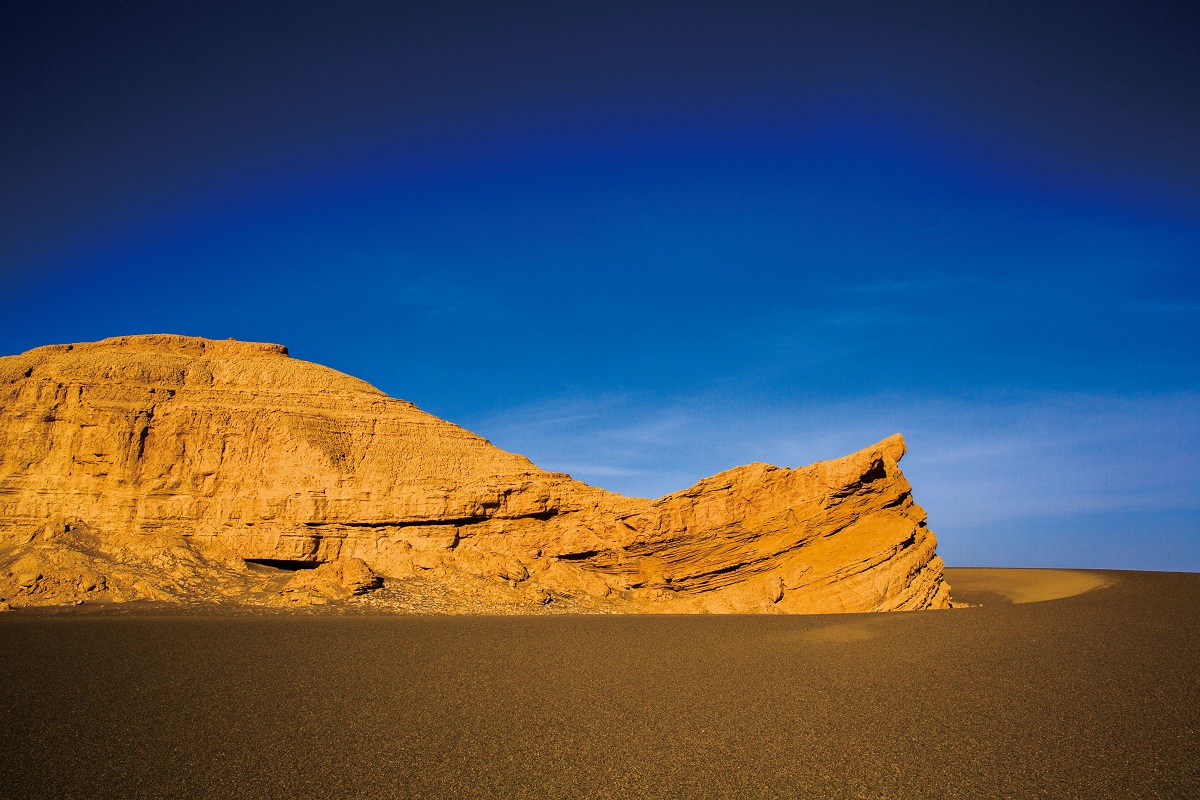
[0,335,950,613]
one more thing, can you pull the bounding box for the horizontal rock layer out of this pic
[0,335,950,612]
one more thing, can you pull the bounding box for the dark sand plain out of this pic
[2,568,1198,799]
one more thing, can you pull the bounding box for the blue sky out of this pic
[2,0,1197,569]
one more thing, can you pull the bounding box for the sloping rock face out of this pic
[0,335,950,612]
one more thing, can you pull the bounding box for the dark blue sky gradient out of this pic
[2,0,1197,568]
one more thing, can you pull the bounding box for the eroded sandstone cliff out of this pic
[0,335,950,612]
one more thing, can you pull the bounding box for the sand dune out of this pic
[945,566,1113,604]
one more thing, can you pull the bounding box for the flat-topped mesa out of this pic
[0,335,950,612]
[19,334,292,360]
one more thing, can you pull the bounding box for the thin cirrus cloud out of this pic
[466,389,1200,571]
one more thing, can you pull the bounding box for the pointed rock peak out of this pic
[876,433,907,464]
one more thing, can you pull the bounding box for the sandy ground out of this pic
[944,566,1113,604]
[1,568,1198,799]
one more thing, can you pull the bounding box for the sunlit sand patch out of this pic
[800,622,882,643]
[944,567,1114,605]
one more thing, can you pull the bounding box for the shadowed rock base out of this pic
[0,335,950,612]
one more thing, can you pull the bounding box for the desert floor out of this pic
[1,568,1197,799]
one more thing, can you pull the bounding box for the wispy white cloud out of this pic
[465,388,1200,569]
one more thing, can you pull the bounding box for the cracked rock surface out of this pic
[0,335,949,613]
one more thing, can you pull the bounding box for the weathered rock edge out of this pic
[0,335,950,612]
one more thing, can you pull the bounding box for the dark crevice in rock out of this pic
[300,509,559,529]
[244,558,323,571]
[514,509,557,521]
[861,460,888,484]
[555,549,603,561]
[134,424,150,461]
[832,459,890,498]
[303,517,487,529]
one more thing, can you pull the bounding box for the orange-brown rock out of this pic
[0,335,950,613]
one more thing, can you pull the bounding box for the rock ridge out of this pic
[0,335,950,613]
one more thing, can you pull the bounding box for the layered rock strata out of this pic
[0,335,950,612]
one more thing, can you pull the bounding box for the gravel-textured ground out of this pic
[1,568,1197,799]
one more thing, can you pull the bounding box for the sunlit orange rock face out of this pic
[0,335,949,612]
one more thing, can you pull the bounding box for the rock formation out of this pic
[0,335,950,612]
